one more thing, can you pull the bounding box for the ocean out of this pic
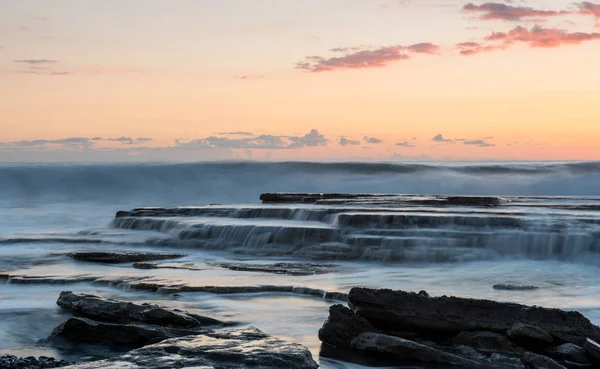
[1,161,600,368]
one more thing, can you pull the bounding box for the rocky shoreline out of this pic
[4,287,600,368]
[319,288,600,368]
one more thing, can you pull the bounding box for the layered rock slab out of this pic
[347,288,600,344]
[63,327,319,369]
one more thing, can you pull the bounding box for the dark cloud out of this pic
[578,2,600,27]
[364,136,383,144]
[432,134,454,143]
[395,141,415,147]
[8,137,90,147]
[107,136,134,143]
[339,137,361,146]
[217,132,254,136]
[14,59,58,64]
[240,75,266,80]
[463,3,569,21]
[180,129,328,150]
[288,129,329,148]
[464,139,495,147]
[136,137,153,141]
[295,43,439,72]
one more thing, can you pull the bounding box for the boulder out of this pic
[57,291,202,328]
[451,331,524,355]
[507,323,553,350]
[63,327,318,369]
[546,343,590,364]
[583,338,600,362]
[351,332,481,366]
[50,317,203,347]
[347,288,600,344]
[67,252,185,263]
[522,352,566,369]
[318,304,377,349]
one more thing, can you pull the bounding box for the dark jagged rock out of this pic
[451,331,524,355]
[0,355,72,369]
[522,352,567,369]
[583,338,600,362]
[347,288,600,344]
[50,317,203,347]
[493,284,540,291]
[64,327,318,369]
[546,343,590,364]
[67,252,185,263]
[57,291,202,328]
[215,262,337,276]
[351,332,481,366]
[318,304,377,349]
[507,323,553,350]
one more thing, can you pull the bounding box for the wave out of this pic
[1,161,600,205]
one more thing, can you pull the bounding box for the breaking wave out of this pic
[1,161,600,205]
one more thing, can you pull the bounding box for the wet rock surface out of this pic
[0,355,71,369]
[57,291,204,328]
[50,317,203,347]
[319,288,600,367]
[64,327,319,369]
[66,252,185,263]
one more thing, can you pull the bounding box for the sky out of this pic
[1,0,599,162]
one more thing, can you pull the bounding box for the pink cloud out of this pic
[578,2,600,27]
[463,2,570,21]
[460,25,600,56]
[296,43,439,72]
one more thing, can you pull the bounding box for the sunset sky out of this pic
[1,0,599,162]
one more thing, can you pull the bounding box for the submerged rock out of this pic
[347,288,600,344]
[493,284,540,291]
[215,262,337,276]
[318,304,377,349]
[522,352,566,369]
[0,355,72,369]
[67,252,185,263]
[351,332,480,366]
[57,291,202,328]
[64,327,318,369]
[50,317,203,347]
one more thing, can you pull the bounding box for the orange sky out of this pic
[1,0,599,161]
